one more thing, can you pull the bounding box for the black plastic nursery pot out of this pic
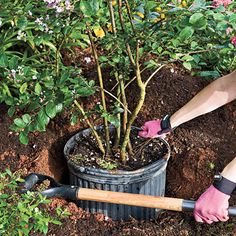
[64,126,171,221]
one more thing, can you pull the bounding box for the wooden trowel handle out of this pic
[77,188,236,216]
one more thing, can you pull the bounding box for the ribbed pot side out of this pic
[64,127,170,220]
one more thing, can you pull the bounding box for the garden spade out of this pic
[20,173,236,217]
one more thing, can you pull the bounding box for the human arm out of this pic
[194,157,236,224]
[139,70,236,137]
[170,70,236,128]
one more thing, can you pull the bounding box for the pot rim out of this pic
[64,126,171,176]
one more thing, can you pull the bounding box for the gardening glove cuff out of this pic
[213,175,236,195]
[158,115,172,135]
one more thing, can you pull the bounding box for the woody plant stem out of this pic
[88,29,111,154]
[74,100,106,155]
[120,41,146,162]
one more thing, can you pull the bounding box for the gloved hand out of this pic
[194,175,236,224]
[194,185,230,224]
[138,115,172,138]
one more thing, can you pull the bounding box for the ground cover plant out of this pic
[0,169,70,235]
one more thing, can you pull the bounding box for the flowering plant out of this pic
[0,0,235,166]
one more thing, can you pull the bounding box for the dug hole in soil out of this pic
[1,65,236,236]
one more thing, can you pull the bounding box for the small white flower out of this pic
[35,17,43,25]
[11,69,16,78]
[0,18,2,27]
[170,68,174,73]
[28,10,32,16]
[56,6,64,13]
[17,31,26,40]
[34,207,39,213]
[32,75,37,80]
[84,57,92,64]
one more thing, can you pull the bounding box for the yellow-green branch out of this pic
[74,100,105,155]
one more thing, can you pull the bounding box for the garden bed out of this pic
[1,65,236,235]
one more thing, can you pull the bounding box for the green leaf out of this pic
[113,107,124,114]
[80,1,93,16]
[17,16,28,29]
[197,70,220,78]
[42,225,49,235]
[189,0,206,10]
[5,168,12,176]
[9,56,18,69]
[35,82,42,95]
[28,101,41,111]
[22,114,31,124]
[179,27,194,41]
[20,83,28,94]
[51,220,62,225]
[55,103,63,113]
[182,55,194,62]
[213,13,225,21]
[14,118,26,128]
[229,14,236,24]
[189,13,206,29]
[106,115,120,128]
[99,56,108,62]
[183,62,192,71]
[70,114,78,125]
[0,54,8,67]
[0,194,9,199]
[216,22,228,31]
[2,83,11,96]
[190,41,198,49]
[42,41,57,53]
[89,80,95,86]
[45,102,57,119]
[171,39,180,47]
[112,56,120,63]
[77,87,95,96]
[189,13,204,24]
[37,108,50,129]
[192,54,201,63]
[19,132,29,145]
[7,106,15,117]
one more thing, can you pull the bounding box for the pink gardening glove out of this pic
[138,120,162,138]
[138,115,172,138]
[194,185,230,224]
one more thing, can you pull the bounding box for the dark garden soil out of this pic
[1,64,236,235]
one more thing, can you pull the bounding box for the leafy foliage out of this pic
[0,169,70,235]
[0,0,235,153]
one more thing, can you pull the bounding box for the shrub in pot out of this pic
[63,0,236,220]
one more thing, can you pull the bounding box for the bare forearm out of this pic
[170,70,236,128]
[221,157,236,183]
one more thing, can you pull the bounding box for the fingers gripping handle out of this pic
[182,200,236,217]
